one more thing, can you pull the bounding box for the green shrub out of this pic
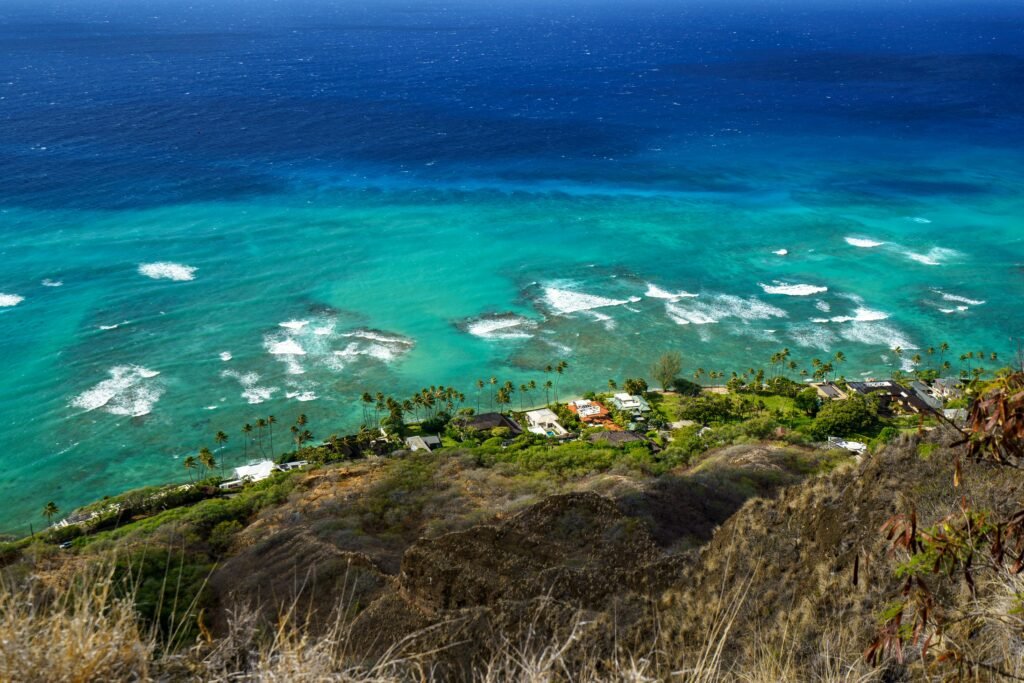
[808,394,878,439]
[794,388,820,416]
[671,378,703,397]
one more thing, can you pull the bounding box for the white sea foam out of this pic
[364,344,399,362]
[219,351,232,361]
[844,237,885,248]
[644,283,698,301]
[0,293,24,307]
[221,370,276,404]
[542,339,574,356]
[542,286,631,315]
[279,320,309,330]
[903,247,960,266]
[286,391,318,402]
[773,249,789,256]
[464,314,538,340]
[98,322,128,331]
[267,339,306,355]
[759,282,828,296]
[789,324,837,351]
[71,365,164,417]
[839,322,916,351]
[665,294,787,326]
[815,300,831,313]
[341,329,413,346]
[665,303,716,325]
[933,290,985,306]
[940,306,969,314]
[910,216,932,224]
[823,307,890,324]
[138,262,196,281]
[313,326,333,336]
[41,279,63,287]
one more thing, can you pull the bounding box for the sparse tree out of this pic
[652,351,682,391]
[42,501,59,527]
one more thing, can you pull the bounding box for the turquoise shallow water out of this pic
[1,0,1023,531]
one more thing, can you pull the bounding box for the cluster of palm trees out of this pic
[182,413,314,482]
[892,343,998,381]
[691,368,728,386]
[240,416,277,460]
[182,447,218,481]
[360,386,466,429]
[351,360,570,430]
[469,361,567,415]
[290,414,313,450]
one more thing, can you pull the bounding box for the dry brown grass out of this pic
[0,555,890,683]
[0,566,154,683]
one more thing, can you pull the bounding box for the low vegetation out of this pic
[2,347,1019,681]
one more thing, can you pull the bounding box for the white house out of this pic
[234,460,277,482]
[525,408,568,437]
[570,399,602,418]
[610,393,651,413]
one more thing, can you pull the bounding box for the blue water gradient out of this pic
[1,0,1022,531]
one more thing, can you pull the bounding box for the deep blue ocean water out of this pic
[1,0,1022,531]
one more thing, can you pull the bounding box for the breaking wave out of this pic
[71,365,164,417]
[460,313,538,340]
[759,282,828,296]
[138,262,197,281]
[844,237,884,248]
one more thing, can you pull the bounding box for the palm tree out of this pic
[488,377,497,411]
[832,351,845,380]
[554,361,568,402]
[608,379,617,391]
[242,423,253,460]
[496,387,511,414]
[519,384,528,411]
[198,447,216,478]
[544,380,553,405]
[475,379,485,413]
[267,415,277,457]
[939,342,950,372]
[42,501,59,527]
[255,418,267,455]
[183,455,197,482]
[214,431,229,465]
[361,393,373,425]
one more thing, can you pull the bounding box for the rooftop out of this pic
[235,460,277,482]
[461,412,523,435]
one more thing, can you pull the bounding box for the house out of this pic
[814,381,846,400]
[405,435,442,452]
[221,459,308,489]
[568,399,621,430]
[932,378,964,400]
[845,380,934,415]
[460,412,523,436]
[827,436,868,455]
[524,408,569,437]
[610,393,651,414]
[910,381,943,411]
[234,460,278,483]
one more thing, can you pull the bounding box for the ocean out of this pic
[1,0,1022,532]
